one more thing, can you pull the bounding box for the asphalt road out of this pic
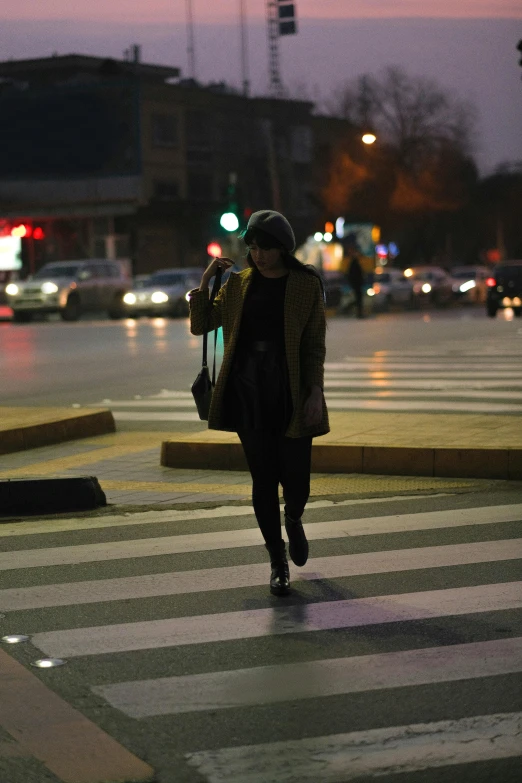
[1,306,521,429]
[1,487,521,783]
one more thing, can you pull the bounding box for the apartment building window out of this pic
[152,114,178,147]
[154,180,180,200]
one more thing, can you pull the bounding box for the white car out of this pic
[450,265,490,303]
[368,268,414,310]
[123,268,203,318]
[6,259,130,322]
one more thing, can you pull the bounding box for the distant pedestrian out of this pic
[346,253,365,318]
[189,210,329,595]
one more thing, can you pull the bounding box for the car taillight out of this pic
[486,277,496,287]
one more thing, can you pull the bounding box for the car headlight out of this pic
[151,291,169,304]
[5,283,19,296]
[123,293,137,305]
[459,280,475,293]
[421,283,432,294]
[366,287,375,297]
[41,282,59,294]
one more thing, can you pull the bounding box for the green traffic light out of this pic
[220,212,239,232]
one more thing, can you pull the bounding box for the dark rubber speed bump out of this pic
[0,477,107,516]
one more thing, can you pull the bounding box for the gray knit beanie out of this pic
[246,210,296,252]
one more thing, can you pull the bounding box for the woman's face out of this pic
[248,241,285,275]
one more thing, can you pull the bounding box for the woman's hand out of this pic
[303,384,323,427]
[199,257,234,290]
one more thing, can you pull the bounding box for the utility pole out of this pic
[185,0,197,80]
[239,0,250,96]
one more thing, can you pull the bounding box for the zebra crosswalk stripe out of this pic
[92,637,522,717]
[185,712,522,783]
[30,581,522,658]
[3,539,520,612]
[3,504,521,571]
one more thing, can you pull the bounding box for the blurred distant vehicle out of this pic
[406,266,454,307]
[133,274,152,289]
[485,260,522,318]
[122,267,203,318]
[6,259,130,322]
[450,265,490,303]
[0,270,19,306]
[367,267,414,310]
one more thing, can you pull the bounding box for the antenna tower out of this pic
[185,0,197,80]
[239,0,250,96]
[266,1,282,97]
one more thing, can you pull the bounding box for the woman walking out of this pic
[189,210,329,595]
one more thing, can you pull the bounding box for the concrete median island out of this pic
[0,407,115,455]
[161,411,522,481]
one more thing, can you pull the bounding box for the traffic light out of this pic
[220,212,239,232]
[278,1,297,36]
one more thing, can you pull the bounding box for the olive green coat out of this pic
[189,267,330,438]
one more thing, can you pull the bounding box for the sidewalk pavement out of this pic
[0,406,521,514]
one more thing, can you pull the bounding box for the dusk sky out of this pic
[2,2,521,173]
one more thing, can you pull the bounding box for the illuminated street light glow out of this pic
[362,133,377,145]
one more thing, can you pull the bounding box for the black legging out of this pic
[238,428,313,548]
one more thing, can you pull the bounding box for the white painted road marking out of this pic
[31,582,522,658]
[186,712,522,783]
[2,540,520,611]
[0,494,445,538]
[2,504,521,570]
[92,637,522,717]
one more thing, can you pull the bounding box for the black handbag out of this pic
[191,268,223,421]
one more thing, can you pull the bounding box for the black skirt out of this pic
[224,341,293,434]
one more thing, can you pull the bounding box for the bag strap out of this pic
[202,268,223,380]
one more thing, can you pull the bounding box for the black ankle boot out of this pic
[265,540,290,596]
[284,513,309,567]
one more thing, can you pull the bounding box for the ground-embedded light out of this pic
[31,658,66,668]
[2,634,29,644]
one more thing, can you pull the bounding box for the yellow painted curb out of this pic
[0,649,154,783]
[0,408,115,455]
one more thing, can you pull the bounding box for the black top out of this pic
[238,268,288,348]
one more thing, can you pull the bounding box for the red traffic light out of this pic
[33,227,45,240]
[207,242,222,258]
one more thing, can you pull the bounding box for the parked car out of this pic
[122,268,204,318]
[406,266,454,307]
[450,265,490,303]
[486,260,522,318]
[368,267,414,310]
[5,259,130,322]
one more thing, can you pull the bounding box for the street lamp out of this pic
[362,133,377,145]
